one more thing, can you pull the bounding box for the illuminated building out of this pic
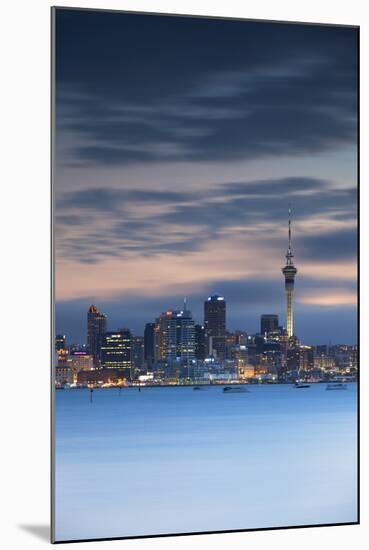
[77,369,127,386]
[55,365,71,386]
[67,351,93,370]
[56,348,68,366]
[234,344,249,378]
[100,330,132,379]
[67,351,94,383]
[87,305,107,367]
[55,334,66,352]
[154,303,195,363]
[144,323,155,367]
[195,324,206,360]
[132,336,145,373]
[204,294,226,358]
[260,315,279,336]
[281,210,297,338]
[235,330,248,345]
[314,354,336,371]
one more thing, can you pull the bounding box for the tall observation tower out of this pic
[281,210,297,338]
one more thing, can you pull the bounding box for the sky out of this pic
[54,9,358,345]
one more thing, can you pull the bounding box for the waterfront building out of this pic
[100,329,132,379]
[66,350,94,384]
[67,351,94,370]
[281,210,297,338]
[195,324,206,360]
[87,305,107,367]
[204,294,226,358]
[55,365,71,386]
[313,354,336,371]
[77,369,127,386]
[234,344,249,378]
[154,304,195,364]
[144,323,155,367]
[132,335,145,373]
[260,315,279,336]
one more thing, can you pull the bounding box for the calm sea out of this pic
[54,383,358,541]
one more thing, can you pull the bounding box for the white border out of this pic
[1,1,367,549]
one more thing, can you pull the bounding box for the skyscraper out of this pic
[281,210,298,338]
[204,295,226,358]
[87,305,107,367]
[260,314,279,336]
[144,322,155,366]
[154,303,195,364]
[100,329,132,378]
[194,324,206,360]
[132,335,144,373]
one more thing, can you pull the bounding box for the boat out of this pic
[223,386,249,393]
[193,386,207,391]
[295,382,310,388]
[326,382,347,390]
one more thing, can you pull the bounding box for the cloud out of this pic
[55,177,356,267]
[55,11,358,166]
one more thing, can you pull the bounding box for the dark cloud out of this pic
[59,187,191,211]
[55,9,358,165]
[298,228,357,261]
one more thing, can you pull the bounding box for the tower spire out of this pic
[282,209,297,338]
[286,207,294,266]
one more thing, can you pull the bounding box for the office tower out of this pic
[144,323,155,366]
[204,295,226,358]
[100,329,132,378]
[281,210,297,338]
[55,334,66,352]
[260,314,279,336]
[154,304,195,363]
[132,335,145,372]
[195,324,206,360]
[87,305,107,367]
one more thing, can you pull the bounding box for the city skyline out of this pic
[55,11,357,345]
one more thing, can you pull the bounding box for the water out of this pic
[54,383,358,541]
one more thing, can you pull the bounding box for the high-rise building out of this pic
[194,325,206,360]
[154,304,195,364]
[204,294,226,358]
[281,210,297,338]
[132,336,144,372]
[144,323,155,366]
[87,305,107,367]
[100,329,132,378]
[260,314,279,336]
[55,334,66,352]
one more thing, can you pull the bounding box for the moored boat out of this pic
[223,386,249,393]
[295,382,310,388]
[326,382,347,390]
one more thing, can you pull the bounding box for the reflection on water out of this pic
[55,384,358,541]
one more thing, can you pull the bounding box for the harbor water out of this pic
[54,383,358,541]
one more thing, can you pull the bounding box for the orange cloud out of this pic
[298,290,357,306]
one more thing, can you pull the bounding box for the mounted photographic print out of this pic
[51,7,359,543]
